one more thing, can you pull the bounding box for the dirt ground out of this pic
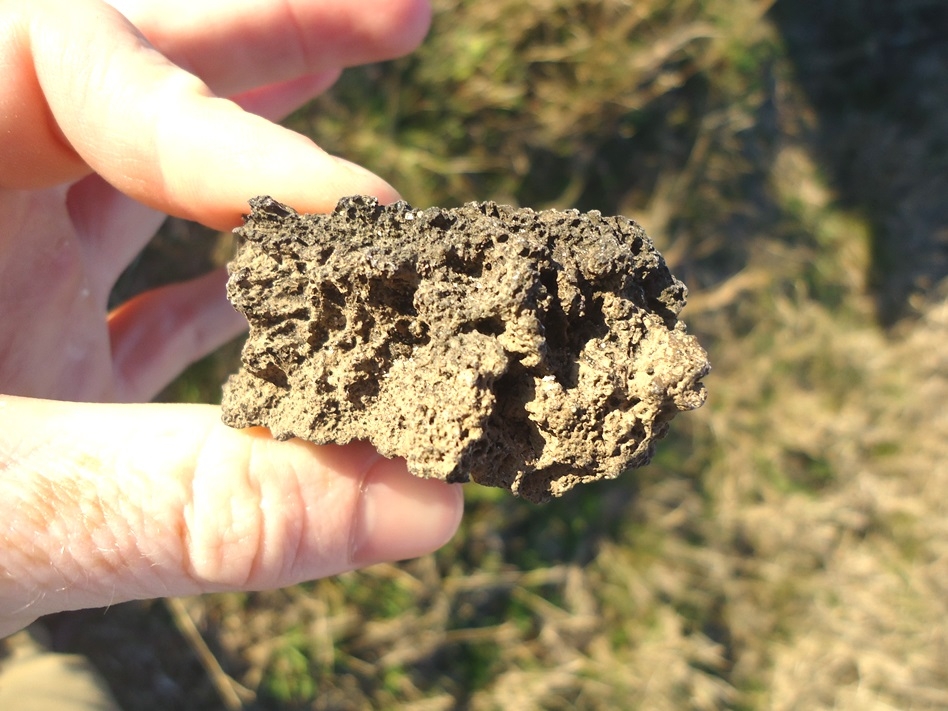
[45,0,948,708]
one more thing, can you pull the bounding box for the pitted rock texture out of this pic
[221,196,710,503]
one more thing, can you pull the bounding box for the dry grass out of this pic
[67,0,948,708]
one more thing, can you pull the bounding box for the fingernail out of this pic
[334,157,402,203]
[351,456,463,565]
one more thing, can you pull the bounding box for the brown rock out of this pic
[221,196,710,503]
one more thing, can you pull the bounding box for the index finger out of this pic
[0,0,400,227]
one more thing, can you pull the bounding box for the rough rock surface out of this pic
[221,196,710,503]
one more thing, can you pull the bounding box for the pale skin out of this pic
[0,0,464,638]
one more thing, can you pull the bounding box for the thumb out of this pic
[0,396,463,636]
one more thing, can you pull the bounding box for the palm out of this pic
[1,183,119,400]
[0,178,221,402]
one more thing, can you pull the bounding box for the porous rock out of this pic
[221,196,709,503]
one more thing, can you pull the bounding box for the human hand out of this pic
[0,0,462,638]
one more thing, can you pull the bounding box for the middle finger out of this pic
[106,0,432,97]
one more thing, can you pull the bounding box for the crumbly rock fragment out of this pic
[221,196,710,503]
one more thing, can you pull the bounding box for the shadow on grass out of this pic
[41,603,227,711]
[769,0,948,325]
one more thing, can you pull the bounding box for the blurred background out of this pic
[55,0,948,708]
